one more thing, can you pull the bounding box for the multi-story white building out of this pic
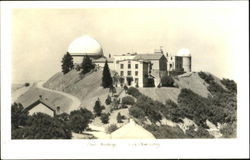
[67,35,192,87]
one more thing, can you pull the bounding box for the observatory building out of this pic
[167,48,192,73]
[67,35,192,87]
[68,35,104,64]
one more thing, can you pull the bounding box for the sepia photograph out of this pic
[1,1,249,159]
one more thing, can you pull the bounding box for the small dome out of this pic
[68,35,103,57]
[176,48,191,57]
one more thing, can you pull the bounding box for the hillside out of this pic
[43,69,110,111]
[139,88,180,103]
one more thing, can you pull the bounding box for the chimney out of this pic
[56,106,60,114]
[39,95,43,100]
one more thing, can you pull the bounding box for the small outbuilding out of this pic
[111,119,156,139]
[24,99,57,117]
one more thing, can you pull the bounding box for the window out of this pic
[135,64,138,69]
[128,64,131,69]
[135,71,138,76]
[120,71,124,76]
[135,78,139,83]
[127,71,131,76]
[120,64,124,69]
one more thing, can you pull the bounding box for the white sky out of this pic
[11,5,248,83]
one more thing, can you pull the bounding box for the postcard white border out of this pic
[1,1,249,159]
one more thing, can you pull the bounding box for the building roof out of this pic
[68,35,103,57]
[133,53,165,60]
[92,57,114,63]
[24,99,56,113]
[175,48,191,57]
[111,119,156,139]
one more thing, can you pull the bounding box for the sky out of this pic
[11,5,248,83]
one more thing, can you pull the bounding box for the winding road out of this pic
[36,81,81,112]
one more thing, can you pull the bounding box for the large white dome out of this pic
[68,35,103,57]
[176,48,191,57]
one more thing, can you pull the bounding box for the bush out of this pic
[93,99,105,116]
[129,106,146,119]
[11,103,28,129]
[69,108,93,133]
[116,112,123,123]
[106,124,118,134]
[127,87,141,98]
[100,113,109,124]
[185,125,213,138]
[105,95,112,105]
[145,124,187,139]
[161,75,174,87]
[221,78,237,93]
[24,82,30,87]
[122,96,135,105]
[169,69,185,76]
[12,112,72,139]
[198,71,214,84]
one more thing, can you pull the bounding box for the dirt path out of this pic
[36,81,81,112]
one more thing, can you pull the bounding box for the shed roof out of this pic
[24,99,56,112]
[93,57,114,63]
[133,53,165,60]
[111,119,155,139]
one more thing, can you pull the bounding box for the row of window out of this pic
[120,64,138,69]
[120,71,138,76]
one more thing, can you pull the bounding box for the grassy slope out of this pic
[43,69,110,111]
[15,85,72,113]
[174,72,211,98]
[139,87,180,104]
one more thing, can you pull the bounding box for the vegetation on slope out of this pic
[11,102,93,139]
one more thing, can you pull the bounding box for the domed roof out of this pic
[176,48,191,57]
[68,35,103,57]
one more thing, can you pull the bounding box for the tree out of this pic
[11,103,28,129]
[100,113,109,124]
[105,95,112,105]
[102,60,113,88]
[116,112,123,123]
[81,55,95,74]
[12,112,72,139]
[93,99,105,116]
[61,52,74,74]
[69,108,93,133]
[122,96,135,105]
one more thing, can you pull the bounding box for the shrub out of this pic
[100,113,109,124]
[69,108,93,133]
[221,78,237,93]
[161,75,174,87]
[93,99,105,116]
[122,96,135,105]
[116,112,123,123]
[129,106,145,119]
[106,124,118,134]
[145,124,187,139]
[120,104,128,109]
[12,112,72,139]
[11,103,28,129]
[105,95,112,105]
[127,87,141,98]
[185,125,213,138]
[24,82,30,87]
[198,71,214,84]
[169,69,185,76]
